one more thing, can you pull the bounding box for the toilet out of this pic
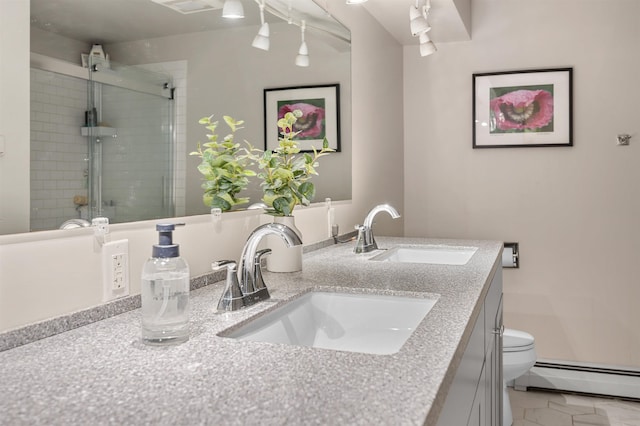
[503,328,536,426]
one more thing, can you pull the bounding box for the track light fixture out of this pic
[222,0,244,19]
[409,2,430,36]
[295,20,310,67]
[252,0,270,51]
[419,32,437,56]
[240,1,324,68]
[410,0,436,56]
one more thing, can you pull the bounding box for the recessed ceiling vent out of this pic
[150,0,224,14]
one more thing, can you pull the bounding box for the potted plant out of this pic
[256,109,333,216]
[254,109,333,272]
[189,115,257,212]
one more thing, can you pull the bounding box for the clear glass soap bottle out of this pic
[141,223,190,345]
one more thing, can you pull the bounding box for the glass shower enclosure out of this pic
[29,55,176,232]
[85,57,175,225]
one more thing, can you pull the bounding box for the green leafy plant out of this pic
[255,110,333,216]
[189,115,257,212]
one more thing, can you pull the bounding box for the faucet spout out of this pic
[238,223,302,303]
[355,204,401,254]
[363,203,401,228]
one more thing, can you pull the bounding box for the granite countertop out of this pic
[0,237,502,426]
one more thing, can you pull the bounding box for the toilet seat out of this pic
[504,342,534,352]
[503,328,535,352]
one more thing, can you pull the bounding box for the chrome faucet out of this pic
[354,204,401,253]
[214,223,302,311]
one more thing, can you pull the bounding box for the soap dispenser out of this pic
[141,223,190,345]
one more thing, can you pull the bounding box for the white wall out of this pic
[0,3,404,332]
[404,0,640,368]
[0,0,30,235]
[31,26,87,64]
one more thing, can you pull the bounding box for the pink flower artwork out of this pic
[490,89,554,132]
[278,102,326,139]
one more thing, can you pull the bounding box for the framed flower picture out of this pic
[472,68,573,148]
[264,84,341,152]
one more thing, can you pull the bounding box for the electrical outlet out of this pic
[111,253,126,290]
[102,239,130,302]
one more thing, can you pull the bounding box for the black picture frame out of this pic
[263,84,341,152]
[472,68,573,148]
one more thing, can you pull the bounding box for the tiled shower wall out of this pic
[30,68,88,232]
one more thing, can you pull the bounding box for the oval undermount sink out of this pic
[220,291,439,355]
[370,245,478,265]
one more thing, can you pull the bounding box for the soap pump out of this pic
[141,223,190,345]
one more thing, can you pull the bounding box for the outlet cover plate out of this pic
[102,239,130,302]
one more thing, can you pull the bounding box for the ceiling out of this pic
[30,0,350,45]
[30,0,469,48]
[361,0,471,45]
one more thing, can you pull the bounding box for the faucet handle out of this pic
[255,248,272,262]
[212,260,245,312]
[212,259,236,269]
[354,225,377,254]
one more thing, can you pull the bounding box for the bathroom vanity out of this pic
[0,237,502,425]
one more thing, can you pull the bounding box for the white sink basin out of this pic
[370,245,478,265]
[222,291,438,355]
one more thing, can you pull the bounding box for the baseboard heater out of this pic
[514,360,640,400]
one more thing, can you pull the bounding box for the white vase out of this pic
[266,216,303,273]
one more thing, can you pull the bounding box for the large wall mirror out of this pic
[8,0,351,236]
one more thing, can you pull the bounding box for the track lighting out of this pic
[222,0,244,19]
[295,20,309,67]
[410,0,436,56]
[234,1,322,68]
[409,0,431,37]
[252,0,269,51]
[419,32,437,57]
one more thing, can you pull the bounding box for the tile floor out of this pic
[509,388,640,426]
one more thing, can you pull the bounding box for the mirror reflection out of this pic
[16,0,351,235]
